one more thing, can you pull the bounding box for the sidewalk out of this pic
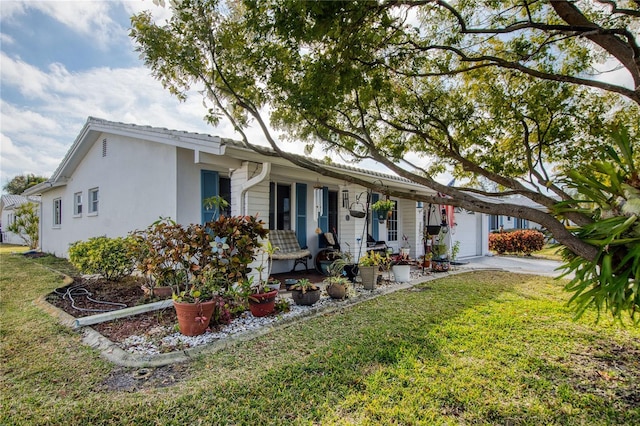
[456,255,566,278]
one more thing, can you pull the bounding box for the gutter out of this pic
[240,162,271,216]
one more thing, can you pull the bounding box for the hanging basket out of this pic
[426,225,441,236]
[376,209,392,223]
[349,201,366,218]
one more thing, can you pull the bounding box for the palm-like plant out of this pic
[555,126,639,322]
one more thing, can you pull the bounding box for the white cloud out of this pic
[0,56,237,185]
[0,131,64,185]
[0,53,51,99]
[0,33,16,46]
[4,0,123,49]
[0,1,27,20]
[122,0,175,24]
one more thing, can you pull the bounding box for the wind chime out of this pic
[314,183,323,234]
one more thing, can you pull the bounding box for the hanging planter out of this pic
[349,202,366,218]
[371,199,395,224]
[426,225,441,236]
[349,193,367,218]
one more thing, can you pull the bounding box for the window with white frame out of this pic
[53,198,62,227]
[73,192,82,216]
[387,200,399,242]
[88,188,99,214]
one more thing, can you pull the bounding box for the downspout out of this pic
[240,162,271,216]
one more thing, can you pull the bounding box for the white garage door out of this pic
[449,210,479,258]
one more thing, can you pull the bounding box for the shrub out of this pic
[211,295,232,326]
[131,215,269,293]
[489,229,545,255]
[7,202,39,249]
[68,236,136,280]
[205,215,269,283]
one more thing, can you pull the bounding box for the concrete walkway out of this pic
[456,255,566,278]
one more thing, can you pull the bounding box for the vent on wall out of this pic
[102,139,107,157]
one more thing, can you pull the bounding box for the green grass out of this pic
[533,244,564,261]
[1,252,638,425]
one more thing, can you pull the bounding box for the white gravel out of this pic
[116,273,420,356]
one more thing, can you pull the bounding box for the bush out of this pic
[68,236,136,280]
[489,229,545,255]
[7,202,39,249]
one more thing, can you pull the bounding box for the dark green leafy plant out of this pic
[555,126,640,323]
[205,215,269,284]
[68,236,136,281]
[274,297,291,313]
[133,215,267,303]
[131,218,194,292]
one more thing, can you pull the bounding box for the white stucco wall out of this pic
[40,133,177,257]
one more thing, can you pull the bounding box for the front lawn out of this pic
[1,252,637,425]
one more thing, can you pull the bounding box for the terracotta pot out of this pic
[326,283,347,299]
[359,265,378,290]
[248,289,278,317]
[291,288,321,306]
[173,300,216,336]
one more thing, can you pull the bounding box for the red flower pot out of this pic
[248,289,278,317]
[173,300,215,336]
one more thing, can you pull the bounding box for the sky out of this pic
[0,0,285,193]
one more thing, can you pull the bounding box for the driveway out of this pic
[456,255,566,278]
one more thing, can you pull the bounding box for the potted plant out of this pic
[431,241,450,272]
[421,252,433,269]
[358,250,384,290]
[169,223,230,336]
[400,234,411,257]
[371,198,395,223]
[267,277,281,292]
[325,250,358,283]
[245,276,279,317]
[323,260,353,299]
[324,275,352,300]
[390,252,412,283]
[289,278,321,306]
[172,268,224,336]
[133,215,269,335]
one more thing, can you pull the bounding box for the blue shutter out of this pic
[371,193,379,240]
[296,183,307,248]
[201,170,219,224]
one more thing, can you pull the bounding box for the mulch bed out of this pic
[45,269,327,343]
[46,277,177,342]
